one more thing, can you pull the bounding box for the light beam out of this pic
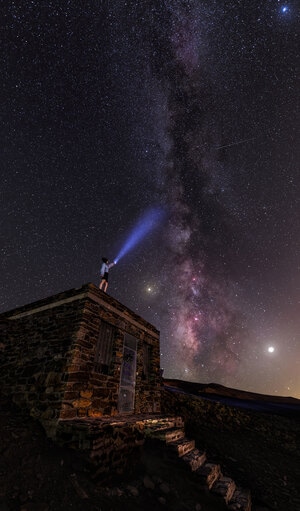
[114,207,165,264]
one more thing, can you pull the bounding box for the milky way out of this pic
[139,1,248,385]
[1,1,299,397]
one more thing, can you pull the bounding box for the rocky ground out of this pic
[161,383,300,511]
[1,384,299,511]
[0,393,226,511]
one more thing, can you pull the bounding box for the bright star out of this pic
[145,284,158,296]
[281,5,289,13]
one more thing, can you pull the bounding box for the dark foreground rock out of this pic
[1,386,300,511]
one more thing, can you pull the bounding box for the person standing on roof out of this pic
[99,257,115,292]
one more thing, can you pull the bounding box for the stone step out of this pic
[228,487,251,511]
[165,427,185,443]
[168,437,195,457]
[196,462,222,489]
[211,475,236,504]
[181,447,207,472]
[148,426,185,444]
[141,416,252,510]
[142,416,184,431]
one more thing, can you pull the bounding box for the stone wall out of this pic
[0,284,161,438]
[0,288,84,436]
[61,285,161,421]
[55,417,146,477]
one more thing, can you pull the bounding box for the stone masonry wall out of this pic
[0,284,161,438]
[61,285,161,421]
[0,287,85,436]
[55,418,146,477]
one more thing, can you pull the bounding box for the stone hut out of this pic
[0,283,161,439]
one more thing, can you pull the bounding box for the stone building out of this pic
[0,284,254,510]
[0,283,161,439]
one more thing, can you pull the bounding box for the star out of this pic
[280,5,289,14]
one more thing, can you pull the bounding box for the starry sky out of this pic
[1,1,299,398]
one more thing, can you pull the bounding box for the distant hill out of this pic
[163,378,300,406]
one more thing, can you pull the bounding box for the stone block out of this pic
[72,398,92,409]
[59,408,78,419]
[80,390,93,399]
[65,371,89,382]
[63,391,79,400]
[87,408,103,418]
[78,408,88,417]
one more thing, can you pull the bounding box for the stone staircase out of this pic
[143,416,251,511]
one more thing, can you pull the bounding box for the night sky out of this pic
[1,1,299,397]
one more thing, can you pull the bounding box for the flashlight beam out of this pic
[114,207,165,264]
